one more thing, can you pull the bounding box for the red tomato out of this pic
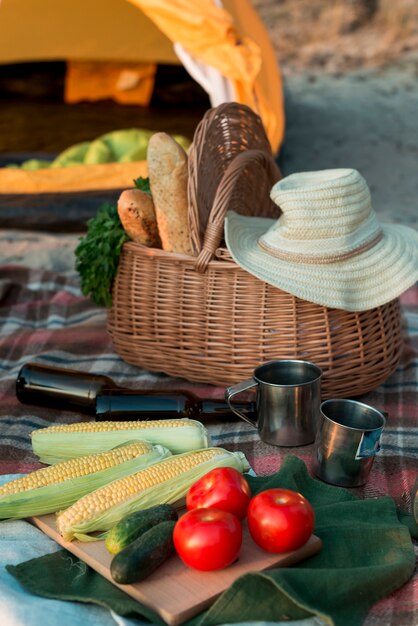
[247,488,315,553]
[173,508,242,571]
[186,467,251,520]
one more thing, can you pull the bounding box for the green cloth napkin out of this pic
[7,456,416,626]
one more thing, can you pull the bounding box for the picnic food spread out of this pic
[0,420,319,589]
[2,102,417,626]
[1,418,321,587]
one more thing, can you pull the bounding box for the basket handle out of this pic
[195,149,282,273]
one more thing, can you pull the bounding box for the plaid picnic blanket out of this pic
[0,230,417,626]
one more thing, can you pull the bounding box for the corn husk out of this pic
[0,442,170,520]
[31,418,209,464]
[56,447,250,541]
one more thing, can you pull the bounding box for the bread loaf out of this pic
[117,188,160,247]
[147,132,193,255]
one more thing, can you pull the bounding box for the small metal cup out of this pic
[225,359,322,447]
[312,399,386,487]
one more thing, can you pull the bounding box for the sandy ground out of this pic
[252,0,418,229]
[280,59,418,228]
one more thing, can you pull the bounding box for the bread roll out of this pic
[117,188,160,247]
[147,132,193,255]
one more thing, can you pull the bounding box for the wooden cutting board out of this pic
[31,514,322,626]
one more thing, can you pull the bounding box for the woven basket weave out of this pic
[188,102,278,255]
[108,103,403,397]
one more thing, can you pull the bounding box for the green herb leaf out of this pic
[133,176,151,194]
[74,203,130,308]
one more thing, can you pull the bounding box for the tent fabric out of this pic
[0,0,177,64]
[130,0,283,152]
[0,0,284,153]
[64,61,157,106]
[0,161,148,194]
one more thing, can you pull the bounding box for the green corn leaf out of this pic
[58,448,250,541]
[31,419,210,464]
[0,443,171,520]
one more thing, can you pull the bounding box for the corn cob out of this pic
[0,441,171,520]
[31,418,209,464]
[56,447,250,541]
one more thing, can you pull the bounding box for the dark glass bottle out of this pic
[16,363,254,422]
[94,389,254,422]
[16,362,119,413]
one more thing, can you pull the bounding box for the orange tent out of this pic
[0,0,284,153]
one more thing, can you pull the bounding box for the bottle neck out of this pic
[198,399,255,421]
[95,391,254,422]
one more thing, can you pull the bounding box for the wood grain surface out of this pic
[31,513,322,626]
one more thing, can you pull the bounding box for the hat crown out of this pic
[224,168,418,311]
[260,168,383,263]
[269,169,373,241]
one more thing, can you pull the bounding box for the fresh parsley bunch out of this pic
[75,177,150,307]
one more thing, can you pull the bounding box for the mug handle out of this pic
[225,379,258,427]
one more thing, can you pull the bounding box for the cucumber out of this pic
[105,504,178,554]
[110,520,176,584]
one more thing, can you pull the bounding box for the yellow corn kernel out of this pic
[0,441,171,520]
[31,418,209,464]
[56,447,250,541]
[37,419,188,433]
[0,441,153,497]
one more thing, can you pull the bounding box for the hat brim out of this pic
[224,211,418,311]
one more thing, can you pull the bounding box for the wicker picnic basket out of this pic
[108,103,403,398]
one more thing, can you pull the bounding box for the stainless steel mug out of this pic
[225,360,322,446]
[312,399,386,487]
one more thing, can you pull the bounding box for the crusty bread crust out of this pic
[117,188,160,247]
[147,132,193,255]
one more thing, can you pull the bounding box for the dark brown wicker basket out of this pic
[108,103,403,397]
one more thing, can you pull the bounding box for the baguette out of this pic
[117,188,160,247]
[147,132,193,255]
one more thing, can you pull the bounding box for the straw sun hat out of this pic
[224,168,418,312]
